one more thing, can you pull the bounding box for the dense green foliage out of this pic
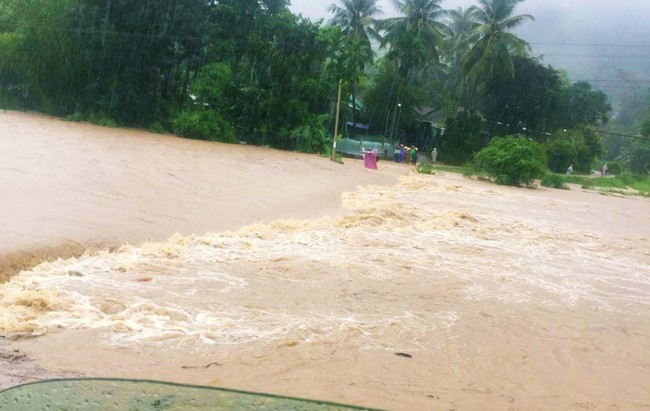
[565,174,650,197]
[480,57,564,134]
[438,111,484,164]
[546,139,575,173]
[172,109,236,143]
[1,0,645,181]
[290,114,331,154]
[416,162,436,175]
[545,127,603,173]
[469,136,547,187]
[541,174,569,190]
[620,140,650,175]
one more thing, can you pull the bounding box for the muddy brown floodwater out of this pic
[1,111,649,410]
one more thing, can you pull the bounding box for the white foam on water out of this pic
[1,173,648,350]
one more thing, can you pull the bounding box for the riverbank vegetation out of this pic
[0,0,648,180]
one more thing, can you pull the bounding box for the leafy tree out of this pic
[444,7,478,106]
[545,139,575,173]
[561,82,611,128]
[470,136,547,187]
[552,127,604,173]
[209,4,330,145]
[74,0,210,124]
[361,57,401,137]
[325,28,373,138]
[376,0,449,140]
[439,111,484,164]
[328,0,382,138]
[0,0,82,113]
[290,114,331,153]
[190,62,233,110]
[480,56,564,136]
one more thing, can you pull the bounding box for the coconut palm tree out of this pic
[445,7,478,105]
[328,0,383,138]
[377,0,448,140]
[463,0,534,80]
[447,7,476,52]
[379,0,449,77]
[328,0,383,46]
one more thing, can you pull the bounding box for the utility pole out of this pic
[390,102,401,143]
[331,79,343,162]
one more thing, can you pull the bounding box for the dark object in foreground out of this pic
[394,352,413,358]
[0,378,383,410]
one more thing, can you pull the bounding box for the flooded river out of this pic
[1,111,649,410]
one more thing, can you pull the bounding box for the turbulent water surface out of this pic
[1,111,649,410]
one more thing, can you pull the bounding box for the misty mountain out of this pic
[516,1,650,105]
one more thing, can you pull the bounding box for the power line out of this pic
[481,119,650,141]
[583,85,650,90]
[540,53,650,60]
[575,79,650,83]
[599,130,650,141]
[530,42,650,49]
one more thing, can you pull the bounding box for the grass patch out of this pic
[430,164,466,174]
[148,122,165,134]
[64,112,83,122]
[541,174,569,189]
[416,162,436,175]
[563,173,650,197]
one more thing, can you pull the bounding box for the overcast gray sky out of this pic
[289,0,650,29]
[289,0,650,90]
[288,0,650,44]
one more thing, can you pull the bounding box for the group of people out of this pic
[392,144,438,165]
[393,144,419,165]
[363,143,439,171]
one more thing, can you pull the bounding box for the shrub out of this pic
[469,136,547,187]
[416,162,436,175]
[439,111,484,164]
[87,113,118,128]
[541,174,569,189]
[605,161,622,175]
[289,114,330,153]
[552,127,604,173]
[148,122,165,134]
[546,139,575,173]
[64,112,83,122]
[172,109,236,143]
[581,179,595,189]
